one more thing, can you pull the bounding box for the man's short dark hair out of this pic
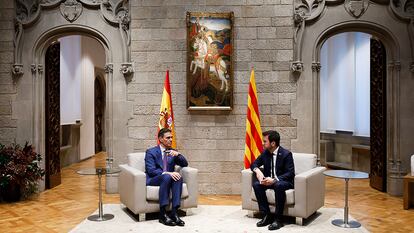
[158,128,172,138]
[263,130,280,146]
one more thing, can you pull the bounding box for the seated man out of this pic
[145,128,188,226]
[250,130,295,230]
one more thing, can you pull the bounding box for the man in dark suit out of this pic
[250,130,295,230]
[145,128,188,226]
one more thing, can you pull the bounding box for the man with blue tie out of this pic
[145,128,188,226]
[250,130,295,230]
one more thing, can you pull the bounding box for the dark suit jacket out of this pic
[250,146,295,186]
[144,146,188,184]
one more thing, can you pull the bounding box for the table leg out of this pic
[98,172,103,218]
[331,178,362,228]
[87,172,115,221]
[403,178,409,210]
[344,178,348,224]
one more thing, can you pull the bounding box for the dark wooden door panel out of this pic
[370,38,387,192]
[95,75,105,153]
[45,42,61,189]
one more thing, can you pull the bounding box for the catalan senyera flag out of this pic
[157,70,177,148]
[244,69,264,169]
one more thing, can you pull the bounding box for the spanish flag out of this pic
[158,70,177,148]
[244,69,263,169]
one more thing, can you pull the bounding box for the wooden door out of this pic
[94,74,105,153]
[45,42,61,189]
[370,38,387,192]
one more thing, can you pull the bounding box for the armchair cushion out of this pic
[293,153,316,175]
[128,152,146,171]
[251,188,295,205]
[146,183,189,201]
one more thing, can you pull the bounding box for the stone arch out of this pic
[12,0,133,191]
[32,25,113,64]
[291,1,413,195]
[313,21,400,64]
[34,27,112,189]
[313,21,401,194]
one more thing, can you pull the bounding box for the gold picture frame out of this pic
[186,12,234,111]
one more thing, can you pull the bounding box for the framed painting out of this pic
[186,12,234,111]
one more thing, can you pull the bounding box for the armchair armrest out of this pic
[180,167,198,183]
[294,166,326,218]
[119,164,147,213]
[180,166,198,207]
[242,169,254,210]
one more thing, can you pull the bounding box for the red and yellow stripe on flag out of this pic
[244,69,263,169]
[157,70,177,148]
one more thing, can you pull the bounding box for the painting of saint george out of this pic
[186,12,234,111]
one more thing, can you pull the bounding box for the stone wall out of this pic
[3,0,411,195]
[0,1,16,145]
[128,0,297,194]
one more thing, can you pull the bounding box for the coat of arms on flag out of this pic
[159,108,173,128]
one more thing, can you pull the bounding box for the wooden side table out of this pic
[403,175,414,210]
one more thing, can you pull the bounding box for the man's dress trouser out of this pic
[148,174,183,208]
[252,180,293,216]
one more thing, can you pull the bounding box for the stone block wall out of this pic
[129,0,297,194]
[1,1,412,196]
[0,1,16,145]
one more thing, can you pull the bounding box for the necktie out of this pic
[163,150,167,172]
[271,155,275,178]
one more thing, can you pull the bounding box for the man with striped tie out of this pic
[250,130,295,230]
[145,128,188,226]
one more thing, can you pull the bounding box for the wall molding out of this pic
[13,0,133,80]
[292,0,414,73]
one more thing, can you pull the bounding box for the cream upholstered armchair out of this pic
[241,153,326,225]
[119,152,198,221]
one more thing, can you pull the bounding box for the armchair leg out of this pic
[138,213,146,222]
[247,210,255,218]
[295,217,303,226]
[184,209,193,216]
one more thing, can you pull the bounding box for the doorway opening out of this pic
[44,35,106,189]
[318,32,387,192]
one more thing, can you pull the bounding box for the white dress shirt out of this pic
[160,145,167,158]
[273,147,279,181]
[159,145,167,174]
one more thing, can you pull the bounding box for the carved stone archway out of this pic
[291,0,414,73]
[291,0,414,195]
[12,0,134,191]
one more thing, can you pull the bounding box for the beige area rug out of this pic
[70,204,370,233]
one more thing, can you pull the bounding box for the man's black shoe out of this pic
[159,213,176,226]
[170,214,185,226]
[268,219,284,230]
[256,214,273,227]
